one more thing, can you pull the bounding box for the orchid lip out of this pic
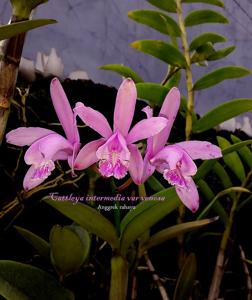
[163,167,187,188]
[96,131,130,180]
[31,159,55,180]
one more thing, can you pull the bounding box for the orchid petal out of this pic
[127,117,168,144]
[50,78,79,144]
[23,165,47,191]
[176,141,222,160]
[74,102,112,138]
[152,87,180,154]
[24,133,72,165]
[74,138,105,170]
[113,78,137,136]
[179,149,198,176]
[128,144,144,185]
[175,177,199,212]
[6,127,54,146]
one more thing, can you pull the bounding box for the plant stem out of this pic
[239,245,252,300]
[144,252,170,300]
[138,183,146,198]
[176,0,194,140]
[207,197,237,300]
[208,171,252,300]
[109,255,129,300]
[0,16,26,145]
[175,0,195,269]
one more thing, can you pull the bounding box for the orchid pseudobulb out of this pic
[6,78,80,190]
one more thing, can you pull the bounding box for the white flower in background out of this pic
[218,116,252,136]
[19,48,89,81]
[36,48,64,78]
[19,57,36,82]
[68,70,89,80]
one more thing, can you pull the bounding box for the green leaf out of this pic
[212,162,233,189]
[193,99,252,133]
[0,261,73,300]
[189,32,226,51]
[194,140,252,181]
[222,140,252,155]
[207,45,235,61]
[193,66,251,90]
[182,0,224,7]
[128,10,180,37]
[50,224,90,276]
[0,19,56,41]
[142,218,217,250]
[173,253,197,300]
[198,179,229,226]
[164,69,182,89]
[99,64,143,83]
[191,42,215,63]
[185,10,228,27]
[217,136,246,182]
[14,226,50,261]
[147,176,165,192]
[120,188,180,257]
[231,135,252,169]
[120,200,160,234]
[194,160,217,181]
[43,198,119,249]
[198,187,251,219]
[11,0,49,19]
[146,0,177,13]
[136,82,169,106]
[131,40,186,67]
[212,162,235,200]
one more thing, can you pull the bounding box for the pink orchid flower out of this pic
[73,78,168,180]
[130,87,222,212]
[6,78,80,190]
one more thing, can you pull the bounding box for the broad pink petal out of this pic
[24,133,72,165]
[74,102,112,139]
[23,165,47,191]
[113,78,137,136]
[74,138,105,170]
[50,78,79,144]
[128,144,144,185]
[152,87,180,154]
[175,177,199,212]
[127,117,168,144]
[6,127,54,146]
[176,141,222,160]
